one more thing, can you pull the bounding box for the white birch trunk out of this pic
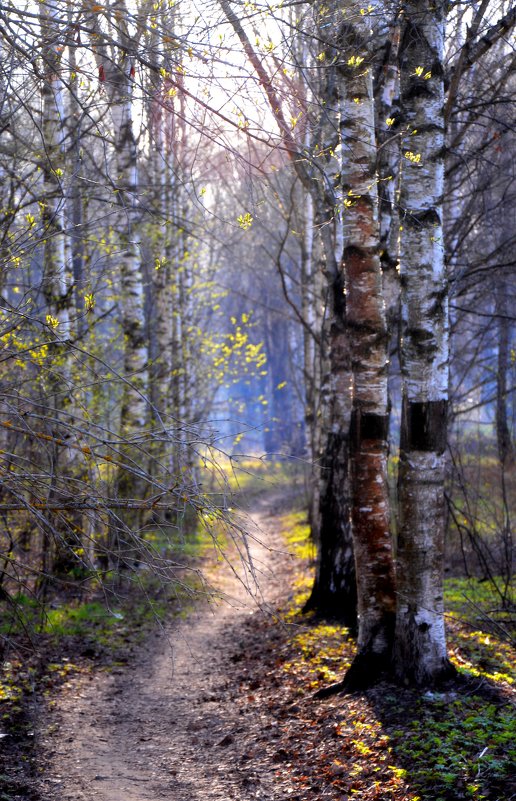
[374,19,401,329]
[113,76,148,435]
[66,10,87,339]
[149,73,173,423]
[339,2,396,680]
[301,189,317,447]
[303,5,356,624]
[394,0,454,685]
[97,1,148,438]
[40,0,71,340]
[39,0,77,574]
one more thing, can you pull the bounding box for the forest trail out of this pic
[37,490,298,801]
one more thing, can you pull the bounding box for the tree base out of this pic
[314,654,458,699]
[395,657,457,688]
[314,647,391,698]
[302,590,357,635]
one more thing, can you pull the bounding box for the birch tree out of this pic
[39,0,80,576]
[394,0,455,684]
[303,4,356,626]
[40,0,71,341]
[91,0,148,440]
[336,2,396,680]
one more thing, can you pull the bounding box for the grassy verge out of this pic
[0,458,301,799]
[268,508,516,801]
[202,453,304,501]
[0,516,219,800]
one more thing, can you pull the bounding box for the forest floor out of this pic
[1,479,515,801]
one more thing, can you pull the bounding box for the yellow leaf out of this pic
[237,212,253,230]
[46,314,59,330]
[84,293,95,312]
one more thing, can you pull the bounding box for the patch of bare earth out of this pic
[36,490,303,801]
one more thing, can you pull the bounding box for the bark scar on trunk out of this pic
[350,410,389,452]
[401,400,447,453]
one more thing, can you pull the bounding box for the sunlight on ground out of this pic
[274,507,516,801]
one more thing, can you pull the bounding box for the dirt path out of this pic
[37,492,298,801]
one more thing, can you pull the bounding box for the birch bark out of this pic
[66,17,87,340]
[374,19,401,331]
[86,1,148,559]
[40,0,71,340]
[301,190,319,512]
[147,33,174,425]
[39,0,76,575]
[94,0,148,438]
[303,2,356,626]
[305,268,357,628]
[394,0,455,684]
[338,3,396,681]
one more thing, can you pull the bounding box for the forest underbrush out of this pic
[0,498,223,799]
[0,464,514,801]
[0,456,297,798]
[232,503,515,801]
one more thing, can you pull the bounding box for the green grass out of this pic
[272,501,516,801]
[200,454,302,497]
[142,520,228,560]
[388,695,516,800]
[444,576,514,616]
[0,589,170,646]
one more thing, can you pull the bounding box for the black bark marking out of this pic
[350,409,389,453]
[401,399,447,453]
[403,208,441,228]
[331,271,346,320]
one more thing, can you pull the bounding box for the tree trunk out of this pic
[303,11,357,624]
[338,5,396,684]
[95,0,148,440]
[394,0,455,685]
[89,2,148,565]
[304,273,356,629]
[300,189,321,534]
[374,18,401,332]
[40,1,71,340]
[66,8,87,341]
[39,0,78,577]
[148,65,174,424]
[495,271,514,599]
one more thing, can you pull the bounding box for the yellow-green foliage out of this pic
[288,623,352,688]
[0,326,50,369]
[273,507,516,801]
[449,627,515,685]
[201,454,299,497]
[200,312,267,387]
[280,509,313,561]
[444,576,515,686]
[444,575,514,619]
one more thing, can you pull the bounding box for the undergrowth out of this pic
[0,457,300,799]
[0,515,215,800]
[274,509,516,801]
